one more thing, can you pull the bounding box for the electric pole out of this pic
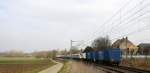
[70,40,83,59]
[70,40,73,60]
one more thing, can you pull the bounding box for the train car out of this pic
[71,54,82,60]
[89,52,93,61]
[103,48,121,65]
[84,48,121,65]
[61,48,121,66]
[81,53,86,60]
[91,52,96,62]
[86,52,90,61]
[96,51,104,63]
[85,52,88,61]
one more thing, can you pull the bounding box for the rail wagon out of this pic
[85,48,121,65]
[96,51,104,63]
[103,48,121,65]
[59,48,121,66]
[86,52,91,61]
[91,52,96,62]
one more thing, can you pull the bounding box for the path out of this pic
[68,61,105,73]
[38,61,63,73]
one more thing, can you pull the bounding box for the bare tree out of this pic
[32,50,58,59]
[59,49,68,55]
[47,50,58,59]
[91,36,111,51]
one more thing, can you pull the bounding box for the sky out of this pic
[0,0,150,52]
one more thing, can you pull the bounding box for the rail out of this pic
[96,64,150,73]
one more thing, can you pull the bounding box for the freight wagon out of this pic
[84,48,121,65]
[58,48,121,65]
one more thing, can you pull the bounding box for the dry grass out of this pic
[120,58,150,70]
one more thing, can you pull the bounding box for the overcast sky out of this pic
[0,0,150,52]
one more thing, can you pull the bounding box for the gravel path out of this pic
[38,61,63,73]
[68,61,106,73]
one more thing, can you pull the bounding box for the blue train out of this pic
[82,48,121,65]
[58,48,121,65]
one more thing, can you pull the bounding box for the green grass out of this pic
[0,57,44,64]
[58,60,69,73]
[0,57,56,73]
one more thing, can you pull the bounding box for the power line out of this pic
[108,0,150,36]
[79,0,150,48]
[111,9,150,38]
[112,24,150,40]
[107,0,145,35]
[110,9,150,38]
[107,0,146,35]
[80,23,150,48]
[94,0,147,40]
[78,0,132,48]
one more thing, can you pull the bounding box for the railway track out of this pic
[64,59,150,73]
[115,66,150,73]
[96,64,150,73]
[67,60,150,73]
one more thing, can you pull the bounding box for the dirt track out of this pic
[68,61,106,73]
[38,61,63,73]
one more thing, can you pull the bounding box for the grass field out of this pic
[0,57,56,73]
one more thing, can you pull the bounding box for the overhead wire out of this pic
[93,0,147,40]
[78,0,150,48]
[116,10,150,34]
[110,4,150,40]
[112,24,150,40]
[108,0,149,36]
[107,0,145,35]
[78,0,132,48]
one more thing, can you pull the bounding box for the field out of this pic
[0,57,55,73]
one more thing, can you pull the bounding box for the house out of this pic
[112,37,138,55]
[137,43,150,55]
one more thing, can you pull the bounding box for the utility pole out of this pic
[70,40,82,59]
[70,40,73,60]
[126,37,128,59]
[70,40,82,71]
